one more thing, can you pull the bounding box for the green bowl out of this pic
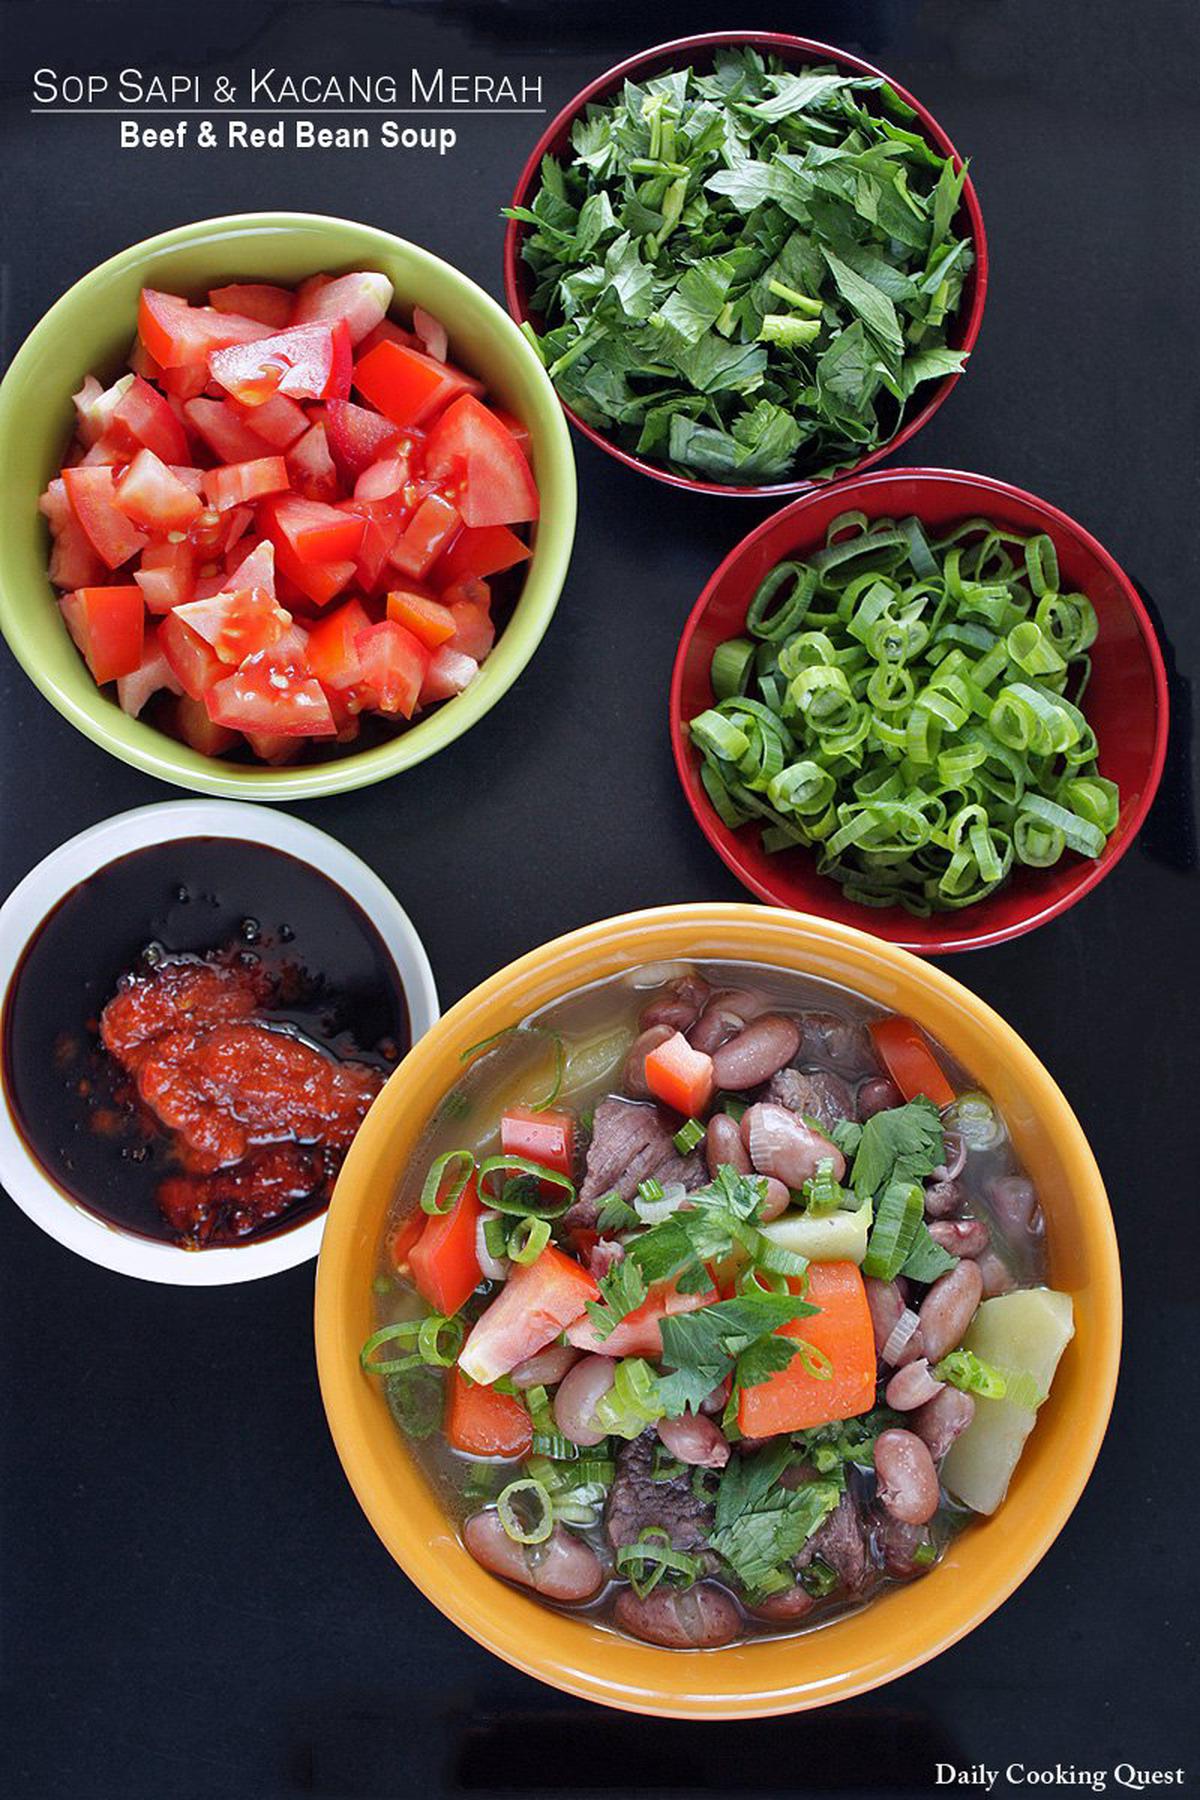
[0,212,577,799]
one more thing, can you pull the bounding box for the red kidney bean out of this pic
[917,1259,983,1362]
[742,1103,845,1188]
[976,1250,1017,1298]
[623,1024,674,1099]
[638,975,710,1034]
[874,1429,940,1525]
[797,1011,874,1074]
[857,1076,902,1119]
[700,1375,731,1416]
[885,1357,945,1411]
[553,1354,616,1447]
[464,1513,603,1602]
[758,1177,791,1222]
[614,1582,741,1648]
[865,1277,905,1358]
[875,1513,934,1579]
[657,1412,731,1469]
[712,1014,802,1090]
[705,1111,751,1179]
[751,1580,816,1622]
[931,1132,967,1182]
[912,1387,976,1461]
[510,1342,580,1390]
[923,1178,963,1220]
[927,1217,990,1259]
[987,1174,1046,1245]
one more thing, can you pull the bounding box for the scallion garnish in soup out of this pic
[364,962,1072,1649]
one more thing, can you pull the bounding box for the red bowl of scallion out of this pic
[669,467,1169,952]
[503,32,987,497]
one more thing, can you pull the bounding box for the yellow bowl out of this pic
[315,904,1120,1717]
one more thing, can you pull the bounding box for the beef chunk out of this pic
[794,1011,875,1077]
[766,1066,856,1135]
[795,1492,871,1595]
[566,1097,706,1228]
[605,1429,714,1553]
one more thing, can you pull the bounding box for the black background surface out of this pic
[1,2,1197,1796]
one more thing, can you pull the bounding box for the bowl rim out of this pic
[669,465,1171,952]
[0,209,577,801]
[502,30,989,499]
[314,901,1122,1717]
[0,799,439,1284]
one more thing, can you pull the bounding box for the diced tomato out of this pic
[262,493,365,565]
[62,466,146,569]
[342,495,407,592]
[325,398,402,480]
[116,626,182,718]
[437,523,531,584]
[225,539,276,597]
[135,539,195,613]
[243,730,303,765]
[49,516,105,590]
[354,455,411,501]
[138,288,274,369]
[173,585,292,664]
[386,1211,425,1277]
[205,652,336,738]
[285,422,340,501]
[174,692,239,757]
[385,589,455,649]
[169,466,206,495]
[182,397,275,464]
[444,1371,532,1459]
[274,545,356,609]
[114,449,204,532]
[412,305,448,363]
[424,395,539,529]
[409,1177,483,1317]
[439,575,491,610]
[158,360,211,401]
[458,1245,600,1386]
[490,408,532,462]
[737,1262,876,1436]
[60,586,145,684]
[390,493,460,580]
[447,599,495,662]
[230,391,309,449]
[209,320,352,407]
[72,374,133,447]
[105,375,192,465]
[222,505,255,556]
[356,317,420,357]
[643,1032,715,1116]
[39,476,72,535]
[500,1105,574,1177]
[127,339,160,381]
[353,338,482,429]
[208,283,294,328]
[566,1274,716,1358]
[159,609,228,699]
[354,621,428,717]
[869,1016,957,1110]
[293,270,393,345]
[305,598,372,690]
[201,455,290,512]
[419,646,478,705]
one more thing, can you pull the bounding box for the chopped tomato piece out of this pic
[419,646,478,705]
[424,395,540,528]
[458,1245,599,1386]
[138,288,274,368]
[62,466,146,569]
[230,391,309,448]
[386,1211,425,1277]
[444,1370,532,1459]
[208,320,352,407]
[243,730,302,765]
[134,539,195,614]
[110,375,191,464]
[500,1105,575,1177]
[205,652,336,738]
[305,598,372,690]
[114,449,203,533]
[385,589,456,649]
[325,398,402,480]
[72,374,133,447]
[60,586,145,684]
[262,493,365,565]
[439,575,491,610]
[409,1177,482,1316]
[285,422,340,502]
[354,621,428,718]
[174,692,239,757]
[116,626,182,718]
[437,523,531,584]
[869,1016,957,1110]
[389,493,460,580]
[159,609,227,699]
[201,455,290,513]
[567,1275,717,1358]
[489,408,532,461]
[182,397,275,464]
[356,317,421,357]
[292,270,394,345]
[643,1032,715,1116]
[173,585,292,664]
[354,454,412,501]
[353,338,482,429]
[737,1262,876,1435]
[342,495,407,592]
[447,599,495,662]
[208,283,294,328]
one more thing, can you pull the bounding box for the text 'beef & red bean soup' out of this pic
[362,962,1073,1649]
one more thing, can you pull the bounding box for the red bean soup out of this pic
[365,961,1070,1650]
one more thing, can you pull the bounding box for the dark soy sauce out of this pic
[1,837,410,1245]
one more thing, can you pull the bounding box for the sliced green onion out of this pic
[508,1216,551,1265]
[800,1556,839,1598]
[672,1118,706,1155]
[530,1432,580,1460]
[912,1541,939,1568]
[615,1526,701,1599]
[476,1154,575,1217]
[460,1024,565,1112]
[862,1180,925,1280]
[593,1357,664,1439]
[935,1349,1009,1399]
[416,1313,465,1368]
[637,1177,665,1205]
[420,1149,475,1216]
[359,1320,425,1376]
[482,1216,509,1263]
[496,1478,554,1545]
[711,638,756,700]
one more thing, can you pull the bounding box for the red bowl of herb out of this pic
[503,32,987,498]
[669,468,1169,952]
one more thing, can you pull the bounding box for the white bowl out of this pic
[0,801,438,1284]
